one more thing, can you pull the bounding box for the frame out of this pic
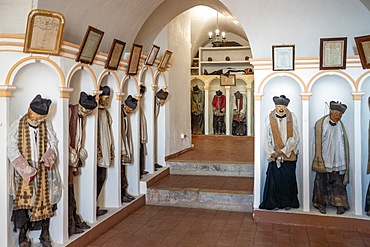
[272,45,295,71]
[145,44,160,66]
[127,43,143,75]
[23,9,65,55]
[105,39,126,70]
[320,37,347,70]
[76,26,104,65]
[354,35,370,69]
[220,74,236,86]
[158,50,173,72]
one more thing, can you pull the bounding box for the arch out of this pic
[97,69,120,92]
[120,75,140,98]
[138,65,155,84]
[5,56,65,87]
[66,63,98,90]
[307,70,356,93]
[356,70,370,92]
[257,72,305,94]
[153,71,168,90]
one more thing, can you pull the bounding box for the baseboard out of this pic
[165,145,194,161]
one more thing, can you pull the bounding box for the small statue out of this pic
[312,101,350,215]
[212,90,226,135]
[232,91,247,136]
[191,85,204,135]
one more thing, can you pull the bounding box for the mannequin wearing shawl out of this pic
[8,94,61,247]
[212,90,226,135]
[232,91,247,136]
[68,92,97,235]
[191,85,204,135]
[312,101,350,215]
[259,95,300,210]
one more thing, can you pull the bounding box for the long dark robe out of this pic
[259,160,299,210]
[365,182,370,213]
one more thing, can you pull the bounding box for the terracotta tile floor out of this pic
[88,205,370,247]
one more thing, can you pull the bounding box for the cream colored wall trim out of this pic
[351,92,365,100]
[120,75,140,100]
[154,71,167,89]
[258,72,306,93]
[97,69,121,98]
[66,63,97,90]
[307,70,356,92]
[300,92,312,101]
[59,87,73,98]
[0,85,16,97]
[254,92,264,101]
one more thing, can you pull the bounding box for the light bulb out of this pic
[221,32,226,39]
[215,28,220,37]
[208,32,213,39]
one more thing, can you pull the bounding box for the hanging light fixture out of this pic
[208,11,226,47]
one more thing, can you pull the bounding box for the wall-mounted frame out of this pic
[75,26,104,65]
[319,37,347,70]
[272,44,295,71]
[354,35,370,69]
[158,50,173,72]
[127,43,143,75]
[23,9,65,55]
[145,44,160,66]
[220,74,236,86]
[105,39,126,70]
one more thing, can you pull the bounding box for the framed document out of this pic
[320,37,347,70]
[127,43,143,75]
[272,45,295,71]
[220,74,236,86]
[105,39,126,70]
[23,9,65,55]
[355,35,370,69]
[158,50,173,72]
[76,26,104,65]
[145,44,160,66]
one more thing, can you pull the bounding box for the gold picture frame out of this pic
[127,44,143,75]
[23,9,65,55]
[105,39,126,70]
[354,35,370,69]
[272,44,295,71]
[220,74,236,86]
[76,26,104,65]
[319,37,347,70]
[145,44,160,66]
[158,50,173,72]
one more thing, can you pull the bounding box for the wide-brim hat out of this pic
[124,95,138,111]
[216,90,222,96]
[79,92,97,110]
[156,89,169,100]
[193,85,199,91]
[100,85,110,96]
[330,101,347,113]
[29,94,52,115]
[140,85,146,95]
[273,95,290,106]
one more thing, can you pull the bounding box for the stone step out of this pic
[166,161,254,177]
[146,187,253,212]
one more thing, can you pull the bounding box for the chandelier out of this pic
[208,11,226,47]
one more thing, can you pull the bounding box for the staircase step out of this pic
[166,161,254,177]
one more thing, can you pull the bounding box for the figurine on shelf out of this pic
[121,95,138,203]
[212,90,226,135]
[232,91,247,136]
[96,86,114,217]
[312,101,350,215]
[8,94,62,247]
[68,92,97,236]
[191,85,204,135]
[259,95,300,210]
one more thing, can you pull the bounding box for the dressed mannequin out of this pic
[366,96,370,216]
[96,86,114,217]
[139,85,149,177]
[312,101,350,215]
[121,95,138,203]
[232,91,247,136]
[154,88,169,169]
[212,90,226,135]
[191,85,204,135]
[8,94,61,247]
[68,92,97,235]
[259,95,300,210]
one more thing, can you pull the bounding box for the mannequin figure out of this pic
[312,101,350,215]
[212,90,226,135]
[139,85,149,178]
[154,88,169,169]
[8,94,61,247]
[191,85,204,135]
[121,95,138,203]
[68,92,97,235]
[232,91,247,136]
[366,96,370,216]
[96,86,114,217]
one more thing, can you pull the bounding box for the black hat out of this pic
[29,94,52,115]
[100,85,110,96]
[193,85,199,91]
[330,101,347,113]
[79,92,97,110]
[140,85,146,95]
[216,90,222,96]
[124,95,138,111]
[273,95,290,106]
[156,88,169,100]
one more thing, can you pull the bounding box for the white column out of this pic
[225,86,231,135]
[301,94,311,212]
[204,86,210,135]
[253,94,263,208]
[246,87,252,136]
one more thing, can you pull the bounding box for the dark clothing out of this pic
[213,115,226,135]
[97,166,107,199]
[121,165,128,195]
[12,205,56,232]
[232,120,247,136]
[191,114,204,135]
[140,143,145,175]
[312,171,350,210]
[259,160,299,210]
[365,182,370,213]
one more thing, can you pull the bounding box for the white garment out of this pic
[321,116,346,173]
[97,107,114,168]
[69,116,88,169]
[264,111,300,162]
